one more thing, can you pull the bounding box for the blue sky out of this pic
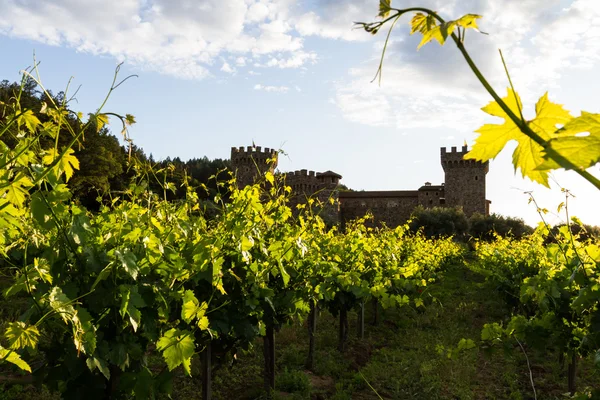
[1,0,599,226]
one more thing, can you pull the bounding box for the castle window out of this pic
[475,176,479,181]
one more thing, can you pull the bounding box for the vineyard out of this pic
[0,69,600,400]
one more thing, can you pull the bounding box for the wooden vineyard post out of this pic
[372,298,379,325]
[568,354,577,395]
[357,301,365,339]
[263,326,276,396]
[202,342,212,400]
[338,307,348,352]
[306,301,318,370]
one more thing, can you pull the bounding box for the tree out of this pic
[469,213,533,241]
[409,206,469,238]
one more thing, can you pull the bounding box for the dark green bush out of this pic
[469,213,533,241]
[409,206,469,239]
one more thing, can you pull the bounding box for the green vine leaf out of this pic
[410,13,436,35]
[455,14,482,30]
[466,89,572,187]
[157,329,195,375]
[72,307,96,355]
[86,356,110,380]
[17,110,41,133]
[415,13,482,49]
[116,249,140,280]
[0,345,31,372]
[181,290,210,330]
[91,113,109,133]
[120,286,145,332]
[42,148,80,182]
[417,20,457,49]
[49,286,76,323]
[378,0,392,19]
[5,322,40,350]
[5,175,33,207]
[538,112,600,171]
[0,198,22,232]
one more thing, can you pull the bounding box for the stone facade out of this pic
[230,146,278,188]
[230,144,490,228]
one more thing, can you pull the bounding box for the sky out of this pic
[1,0,599,226]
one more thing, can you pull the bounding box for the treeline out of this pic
[409,206,600,242]
[3,79,597,237]
[0,79,230,210]
[410,206,532,241]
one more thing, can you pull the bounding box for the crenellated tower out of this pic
[441,145,489,216]
[230,146,278,188]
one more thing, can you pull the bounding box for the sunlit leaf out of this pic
[91,113,109,132]
[378,0,392,19]
[410,13,436,35]
[17,110,40,133]
[417,21,457,49]
[181,290,199,324]
[49,286,76,324]
[538,112,600,170]
[125,114,136,125]
[5,322,39,350]
[454,14,482,30]
[116,249,139,280]
[42,148,80,182]
[0,345,31,372]
[265,171,274,185]
[72,307,96,355]
[157,329,195,375]
[5,175,33,206]
[466,90,573,187]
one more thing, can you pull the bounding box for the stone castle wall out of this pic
[230,144,490,228]
[441,146,489,217]
[231,146,278,188]
[339,191,419,227]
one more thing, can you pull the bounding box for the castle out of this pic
[230,145,490,227]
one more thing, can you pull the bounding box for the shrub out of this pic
[469,213,533,241]
[409,206,469,239]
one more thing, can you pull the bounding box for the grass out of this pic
[2,262,600,399]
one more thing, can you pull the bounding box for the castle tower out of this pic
[441,145,489,216]
[230,145,278,188]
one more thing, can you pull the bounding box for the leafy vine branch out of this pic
[356,1,600,191]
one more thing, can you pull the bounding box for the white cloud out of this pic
[0,0,316,79]
[235,57,247,67]
[246,1,270,23]
[264,52,317,68]
[221,62,235,74]
[327,0,600,129]
[254,84,289,93]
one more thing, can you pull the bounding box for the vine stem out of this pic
[366,7,600,191]
[515,337,537,400]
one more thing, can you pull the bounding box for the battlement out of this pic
[440,145,488,172]
[230,146,278,158]
[287,169,317,177]
[230,144,279,188]
[228,142,490,224]
[440,145,468,161]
